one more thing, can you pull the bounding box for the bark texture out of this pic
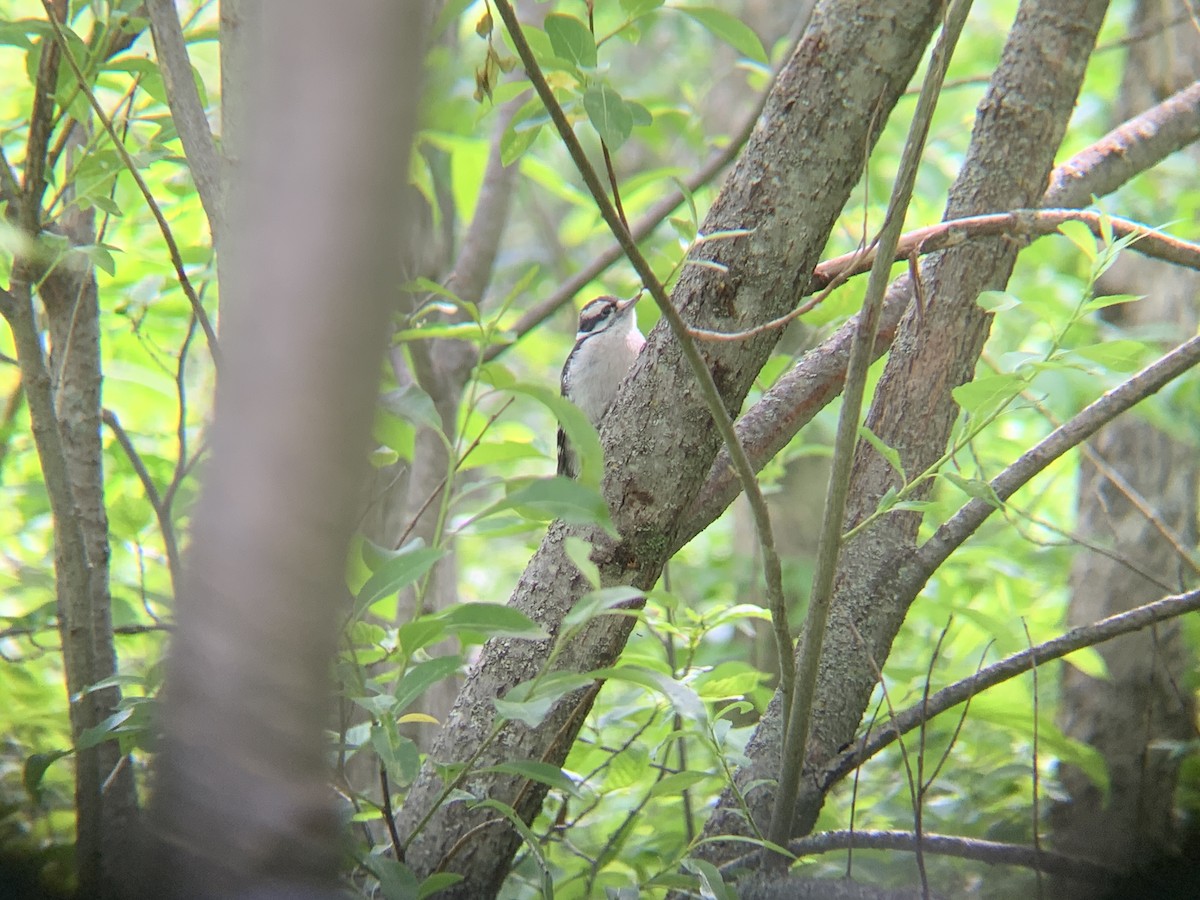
[1050,0,1199,887]
[149,3,425,895]
[696,0,1112,861]
[396,1,946,894]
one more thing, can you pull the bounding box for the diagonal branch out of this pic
[818,587,1200,792]
[147,0,224,243]
[677,76,1200,550]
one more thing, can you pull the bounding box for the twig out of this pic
[915,333,1200,576]
[782,829,1118,883]
[102,408,183,593]
[21,0,65,235]
[848,622,928,898]
[380,760,404,861]
[810,209,1200,290]
[482,20,804,361]
[1021,620,1044,900]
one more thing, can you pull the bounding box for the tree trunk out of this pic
[1050,1,1199,888]
[698,0,1111,860]
[148,3,426,895]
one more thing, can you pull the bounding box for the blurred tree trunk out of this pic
[1050,1,1200,889]
[148,3,426,895]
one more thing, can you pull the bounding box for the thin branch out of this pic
[0,144,21,208]
[819,587,1200,791]
[1021,620,1044,900]
[769,0,973,855]
[21,0,66,235]
[781,829,1119,884]
[102,408,183,593]
[147,0,223,242]
[39,0,220,363]
[1045,80,1200,208]
[915,333,1200,576]
[810,209,1200,291]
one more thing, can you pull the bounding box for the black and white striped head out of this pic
[576,295,639,342]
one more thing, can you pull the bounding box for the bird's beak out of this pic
[616,293,642,312]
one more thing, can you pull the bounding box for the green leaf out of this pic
[1082,293,1142,313]
[23,750,70,804]
[419,873,465,900]
[1064,646,1110,681]
[942,472,1003,510]
[506,383,604,486]
[354,546,447,619]
[394,656,462,714]
[74,243,118,276]
[627,99,653,125]
[976,290,1020,312]
[952,372,1024,418]
[603,664,706,722]
[650,769,713,798]
[545,13,596,68]
[583,83,634,150]
[621,0,665,18]
[397,617,448,656]
[682,857,738,900]
[859,424,905,479]
[435,602,548,640]
[691,661,766,700]
[371,719,422,785]
[675,6,767,63]
[1056,219,1098,259]
[1069,339,1147,372]
[474,477,615,533]
[360,854,425,900]
[478,760,583,799]
[77,708,134,751]
[562,585,643,631]
[496,671,595,727]
[381,383,443,433]
[501,121,541,166]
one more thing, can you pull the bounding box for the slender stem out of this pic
[768,0,974,855]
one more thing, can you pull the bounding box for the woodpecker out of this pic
[558,295,645,478]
